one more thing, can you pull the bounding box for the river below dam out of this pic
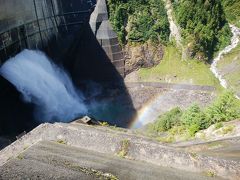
[210,24,240,99]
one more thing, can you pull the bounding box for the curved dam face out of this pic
[0,0,92,62]
[0,0,136,142]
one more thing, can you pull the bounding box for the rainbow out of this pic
[128,92,171,129]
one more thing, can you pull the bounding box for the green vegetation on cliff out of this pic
[147,91,240,139]
[108,0,233,60]
[172,0,232,60]
[107,0,170,45]
[222,0,240,27]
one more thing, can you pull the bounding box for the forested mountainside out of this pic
[108,0,240,97]
[107,0,236,61]
[222,0,240,27]
[107,0,170,45]
[172,0,231,60]
[106,0,240,142]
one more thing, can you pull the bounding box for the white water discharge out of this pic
[0,49,88,122]
[210,25,240,98]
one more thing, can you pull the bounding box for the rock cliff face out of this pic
[124,42,164,74]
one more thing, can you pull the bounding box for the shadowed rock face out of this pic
[60,23,136,127]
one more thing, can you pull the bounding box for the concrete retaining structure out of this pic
[89,0,125,76]
[125,82,216,91]
[1,122,239,179]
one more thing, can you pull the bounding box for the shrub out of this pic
[180,104,209,130]
[118,139,130,158]
[222,0,240,27]
[148,107,182,133]
[215,122,223,129]
[205,91,240,124]
[169,126,186,136]
[100,121,109,126]
[188,124,201,137]
[146,91,240,139]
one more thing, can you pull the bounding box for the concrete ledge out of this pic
[0,123,239,179]
[125,82,216,91]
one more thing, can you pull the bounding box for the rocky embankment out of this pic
[126,82,215,128]
[124,42,164,74]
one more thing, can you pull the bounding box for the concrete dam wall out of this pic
[0,0,94,63]
[0,0,125,77]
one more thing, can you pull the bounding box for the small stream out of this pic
[210,25,240,98]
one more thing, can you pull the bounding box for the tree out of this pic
[205,91,240,124]
[107,0,170,45]
[173,0,231,60]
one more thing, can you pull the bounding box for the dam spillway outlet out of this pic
[0,0,136,149]
[0,49,88,123]
[0,49,136,146]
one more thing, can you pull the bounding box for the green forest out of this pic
[108,0,234,60]
[107,0,170,45]
[222,0,240,27]
[173,0,231,60]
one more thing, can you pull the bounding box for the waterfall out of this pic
[0,49,88,122]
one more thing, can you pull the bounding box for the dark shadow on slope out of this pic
[0,23,136,139]
[60,23,136,127]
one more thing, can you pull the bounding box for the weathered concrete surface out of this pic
[126,82,215,111]
[174,136,240,162]
[125,82,215,91]
[0,141,217,180]
[89,0,125,76]
[0,123,239,179]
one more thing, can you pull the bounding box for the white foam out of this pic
[0,49,88,122]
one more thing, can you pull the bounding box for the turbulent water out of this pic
[210,25,240,98]
[0,49,88,122]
